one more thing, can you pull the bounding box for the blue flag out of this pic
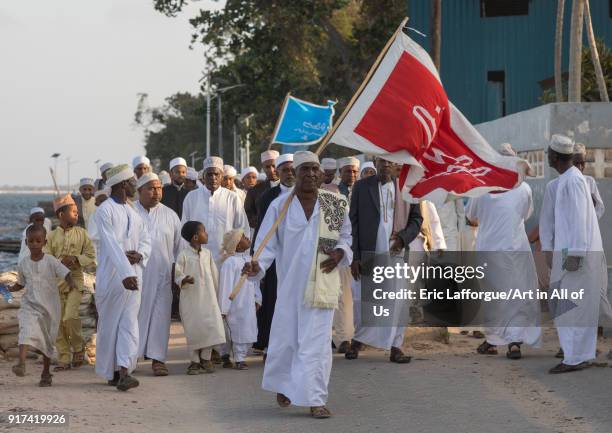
[272,96,335,148]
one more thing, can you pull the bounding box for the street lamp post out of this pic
[51,153,61,192]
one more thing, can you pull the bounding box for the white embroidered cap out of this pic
[169,157,187,170]
[260,150,279,163]
[136,172,159,189]
[132,156,151,168]
[321,158,337,170]
[224,165,237,177]
[550,134,574,155]
[338,156,360,169]
[275,153,293,168]
[293,151,320,168]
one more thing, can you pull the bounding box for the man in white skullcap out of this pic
[243,151,352,418]
[94,162,114,191]
[540,134,605,374]
[161,157,189,220]
[132,156,151,179]
[184,167,199,191]
[244,150,280,229]
[181,156,249,267]
[466,142,541,359]
[134,173,182,376]
[17,207,53,263]
[74,177,96,229]
[360,161,377,178]
[222,164,246,203]
[320,158,339,192]
[572,143,604,219]
[330,156,361,353]
[251,153,295,355]
[240,167,258,190]
[93,164,151,390]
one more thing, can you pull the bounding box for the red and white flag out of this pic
[328,26,529,203]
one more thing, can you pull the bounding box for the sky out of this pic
[0,0,223,187]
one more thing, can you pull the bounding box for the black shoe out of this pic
[337,341,351,354]
[107,371,120,386]
[116,375,139,391]
[221,354,234,369]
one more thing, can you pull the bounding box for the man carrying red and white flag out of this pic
[328,19,530,203]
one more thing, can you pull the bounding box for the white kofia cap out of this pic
[240,166,257,180]
[293,151,320,169]
[360,161,376,174]
[79,178,95,187]
[29,207,44,216]
[169,157,187,170]
[202,156,224,171]
[573,143,586,156]
[223,165,237,177]
[275,153,293,168]
[105,164,134,188]
[100,162,114,174]
[132,156,151,167]
[550,134,575,155]
[338,156,360,169]
[321,158,337,170]
[186,167,198,181]
[260,150,279,163]
[136,172,159,189]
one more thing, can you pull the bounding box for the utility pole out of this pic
[218,92,223,159]
[206,75,211,158]
[233,123,238,168]
[244,114,253,167]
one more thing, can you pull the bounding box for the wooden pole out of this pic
[49,167,61,196]
[267,92,291,151]
[230,18,410,300]
[568,0,585,102]
[554,0,565,102]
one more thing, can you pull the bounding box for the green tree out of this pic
[541,39,612,103]
[148,0,407,161]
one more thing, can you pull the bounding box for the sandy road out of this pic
[1,324,610,433]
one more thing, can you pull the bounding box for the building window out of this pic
[487,70,506,117]
[481,0,529,17]
[518,150,544,178]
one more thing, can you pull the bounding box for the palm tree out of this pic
[554,0,565,101]
[568,0,585,102]
[431,0,442,71]
[583,0,609,101]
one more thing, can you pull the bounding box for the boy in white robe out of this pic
[219,229,261,370]
[174,221,226,375]
[18,207,52,263]
[10,225,75,387]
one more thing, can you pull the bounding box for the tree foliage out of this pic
[542,39,612,103]
[142,0,407,162]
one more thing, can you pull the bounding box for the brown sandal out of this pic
[276,393,291,408]
[234,361,249,370]
[476,341,498,355]
[12,363,26,377]
[53,363,71,372]
[310,406,332,419]
[39,373,53,387]
[152,360,169,376]
[72,351,85,368]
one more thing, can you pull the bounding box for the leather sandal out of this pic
[276,393,291,408]
[152,360,169,376]
[39,373,53,387]
[549,362,588,374]
[389,347,412,363]
[476,341,498,355]
[506,342,522,360]
[310,406,332,419]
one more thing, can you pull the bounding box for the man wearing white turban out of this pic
[134,173,182,376]
[93,164,151,390]
[74,177,96,229]
[244,150,280,229]
[161,157,189,220]
[243,151,352,418]
[541,134,605,374]
[132,156,151,179]
[181,157,249,268]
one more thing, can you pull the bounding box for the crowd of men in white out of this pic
[11,133,609,419]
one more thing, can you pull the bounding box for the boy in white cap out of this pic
[74,177,96,229]
[541,134,605,374]
[93,164,151,390]
[244,150,280,229]
[134,173,182,376]
[132,156,151,179]
[223,165,246,203]
[243,150,352,418]
[161,157,189,220]
[18,207,52,263]
[240,167,258,190]
[320,158,339,193]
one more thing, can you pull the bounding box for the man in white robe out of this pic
[572,143,604,219]
[134,173,182,376]
[243,151,352,419]
[467,170,541,358]
[94,164,151,390]
[182,156,249,267]
[541,135,606,373]
[436,198,466,251]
